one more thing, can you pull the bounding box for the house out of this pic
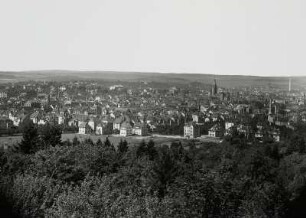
[225,122,234,130]
[37,119,47,125]
[58,115,65,125]
[208,124,224,137]
[0,118,13,130]
[24,101,32,108]
[30,111,40,124]
[8,112,24,126]
[237,124,253,139]
[78,122,92,135]
[192,114,199,123]
[68,119,78,127]
[113,116,124,130]
[255,130,264,141]
[184,122,201,139]
[132,123,148,136]
[224,121,235,136]
[88,119,95,131]
[269,129,280,142]
[120,121,133,137]
[95,123,103,135]
[268,115,278,125]
[0,92,7,98]
[224,126,235,136]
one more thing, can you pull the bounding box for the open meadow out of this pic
[0,133,221,149]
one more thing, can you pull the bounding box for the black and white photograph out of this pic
[0,0,306,217]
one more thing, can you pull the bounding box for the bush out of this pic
[47,175,170,218]
[6,174,67,218]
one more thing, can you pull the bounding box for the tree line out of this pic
[0,121,306,217]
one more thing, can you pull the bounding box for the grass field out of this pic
[0,133,221,149]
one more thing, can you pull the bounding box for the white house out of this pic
[37,119,46,125]
[88,119,95,131]
[113,117,124,130]
[208,124,224,137]
[192,114,199,123]
[58,116,64,125]
[270,130,280,142]
[78,122,86,134]
[120,122,133,137]
[96,123,103,135]
[30,111,39,124]
[184,122,200,139]
[78,122,93,135]
[132,123,148,136]
[225,122,234,130]
[8,112,21,126]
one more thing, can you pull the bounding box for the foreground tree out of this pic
[150,146,180,198]
[39,123,62,148]
[118,139,128,154]
[19,121,39,154]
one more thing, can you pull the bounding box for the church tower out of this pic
[211,79,218,96]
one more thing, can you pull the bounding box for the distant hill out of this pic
[0,70,305,90]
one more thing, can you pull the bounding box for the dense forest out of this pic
[1,121,306,217]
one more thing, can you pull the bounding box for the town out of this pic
[1,75,305,147]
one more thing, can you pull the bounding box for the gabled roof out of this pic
[121,121,132,129]
[78,122,87,128]
[133,122,146,128]
[209,124,222,131]
[184,122,198,127]
[114,116,124,124]
[30,111,40,119]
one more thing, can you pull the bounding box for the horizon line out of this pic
[0,69,300,78]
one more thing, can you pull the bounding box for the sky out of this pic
[0,0,305,77]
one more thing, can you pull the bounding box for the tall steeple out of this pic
[214,79,218,95]
[289,77,292,92]
[211,78,218,96]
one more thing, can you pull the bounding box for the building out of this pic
[109,85,123,91]
[211,79,218,96]
[0,92,7,98]
[24,101,32,108]
[120,121,133,137]
[78,122,92,135]
[208,124,224,137]
[88,119,95,131]
[225,122,234,130]
[37,119,46,125]
[0,118,13,130]
[184,122,201,139]
[224,122,235,136]
[58,115,64,125]
[255,130,264,141]
[8,112,24,126]
[237,124,253,139]
[270,129,280,142]
[113,117,124,130]
[132,123,148,136]
[192,113,200,123]
[95,123,103,135]
[68,119,78,127]
[30,111,40,124]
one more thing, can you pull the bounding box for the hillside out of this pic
[0,71,305,90]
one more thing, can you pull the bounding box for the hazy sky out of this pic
[0,0,305,76]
